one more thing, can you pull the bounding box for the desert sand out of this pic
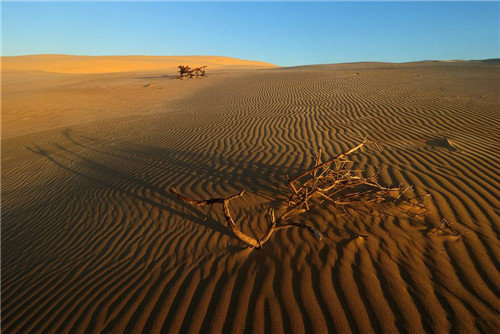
[2,55,499,333]
[2,54,276,74]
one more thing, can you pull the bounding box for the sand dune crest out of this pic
[1,54,278,74]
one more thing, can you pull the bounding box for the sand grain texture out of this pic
[2,57,500,333]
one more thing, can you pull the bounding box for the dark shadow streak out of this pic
[61,128,292,201]
[24,144,234,239]
[134,74,179,80]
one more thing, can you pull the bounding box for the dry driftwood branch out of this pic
[170,138,429,249]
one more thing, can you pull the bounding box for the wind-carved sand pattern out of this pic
[2,58,500,333]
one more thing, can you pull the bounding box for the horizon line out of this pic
[2,53,499,67]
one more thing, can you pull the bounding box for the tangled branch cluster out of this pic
[170,138,442,249]
[178,65,207,79]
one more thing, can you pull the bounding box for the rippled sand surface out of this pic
[2,58,499,333]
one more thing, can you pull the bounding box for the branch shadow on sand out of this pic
[134,74,180,80]
[25,129,294,246]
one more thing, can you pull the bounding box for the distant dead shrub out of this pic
[178,65,207,79]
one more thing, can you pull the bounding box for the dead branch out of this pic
[170,138,430,249]
[433,218,469,239]
[169,187,319,248]
[178,65,207,79]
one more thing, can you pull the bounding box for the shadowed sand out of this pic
[2,56,500,333]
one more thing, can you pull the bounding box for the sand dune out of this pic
[1,54,278,74]
[2,59,500,333]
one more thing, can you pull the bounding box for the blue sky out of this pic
[1,1,499,66]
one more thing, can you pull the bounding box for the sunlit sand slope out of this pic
[2,61,499,333]
[1,54,277,73]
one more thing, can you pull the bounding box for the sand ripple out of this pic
[2,61,500,333]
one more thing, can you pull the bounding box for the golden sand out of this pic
[2,56,499,333]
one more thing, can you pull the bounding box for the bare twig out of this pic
[434,218,469,239]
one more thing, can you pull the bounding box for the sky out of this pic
[1,1,499,66]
